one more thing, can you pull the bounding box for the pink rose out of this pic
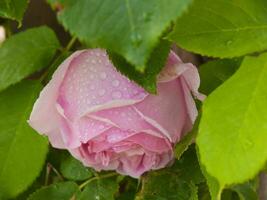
[29,49,203,177]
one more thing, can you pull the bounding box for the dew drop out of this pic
[142,12,152,22]
[112,79,120,87]
[83,68,88,73]
[130,32,142,47]
[100,72,107,80]
[91,59,96,64]
[90,74,95,79]
[134,89,139,94]
[112,91,122,99]
[244,138,253,149]
[226,40,233,46]
[90,85,95,90]
[98,89,106,96]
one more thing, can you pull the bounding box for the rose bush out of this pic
[29,49,203,177]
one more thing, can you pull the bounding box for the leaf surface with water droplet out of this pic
[169,0,267,58]
[27,182,80,200]
[197,52,267,186]
[48,0,192,72]
[78,177,119,200]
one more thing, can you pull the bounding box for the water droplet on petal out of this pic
[98,89,106,96]
[90,85,95,90]
[112,91,122,99]
[112,79,120,87]
[100,72,107,80]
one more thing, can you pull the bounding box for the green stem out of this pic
[44,163,64,185]
[65,37,77,52]
[50,163,64,181]
[79,172,118,190]
[44,163,51,186]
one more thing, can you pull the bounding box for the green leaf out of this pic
[44,51,72,83]
[0,26,60,92]
[0,81,48,199]
[136,146,203,200]
[175,116,200,160]
[199,58,243,95]
[135,172,197,200]
[115,177,138,200]
[50,0,191,71]
[0,0,28,23]
[175,145,204,185]
[169,0,267,58]
[198,182,212,200]
[200,164,222,200]
[78,177,119,200]
[60,153,93,181]
[27,182,80,200]
[231,183,258,200]
[108,40,170,93]
[197,52,267,186]
[221,190,239,200]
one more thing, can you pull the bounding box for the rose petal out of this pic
[58,49,147,120]
[77,116,112,143]
[126,133,172,153]
[134,79,187,142]
[90,105,165,139]
[29,50,86,148]
[159,51,205,100]
[118,154,147,177]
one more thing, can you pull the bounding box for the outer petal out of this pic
[159,51,205,101]
[58,49,147,120]
[134,79,187,142]
[138,50,205,140]
[29,50,86,148]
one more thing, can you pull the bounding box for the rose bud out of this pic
[29,49,203,178]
